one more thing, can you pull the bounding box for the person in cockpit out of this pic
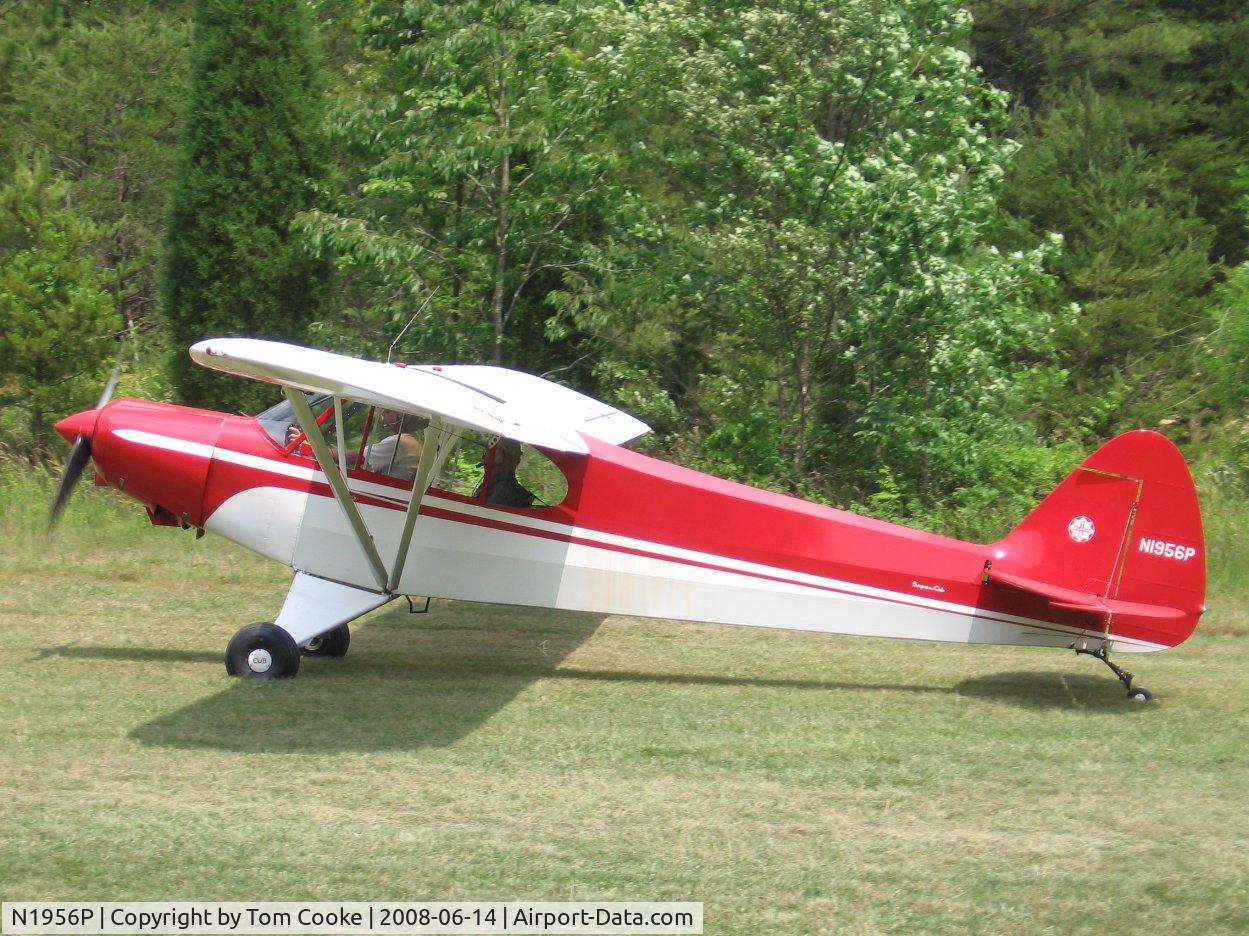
[478,439,536,507]
[364,410,427,481]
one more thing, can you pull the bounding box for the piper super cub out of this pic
[50,339,1206,701]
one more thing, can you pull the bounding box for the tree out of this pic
[300,0,611,370]
[1199,255,1249,478]
[0,152,115,457]
[969,0,1249,265]
[2,7,191,345]
[999,89,1215,435]
[558,0,1060,506]
[162,0,328,413]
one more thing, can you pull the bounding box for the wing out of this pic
[189,338,650,453]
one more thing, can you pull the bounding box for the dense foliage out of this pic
[559,0,1062,511]
[0,151,115,454]
[0,0,1244,535]
[970,0,1249,441]
[299,0,610,371]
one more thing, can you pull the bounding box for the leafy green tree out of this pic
[0,152,115,457]
[300,0,611,369]
[162,0,328,412]
[559,0,1060,505]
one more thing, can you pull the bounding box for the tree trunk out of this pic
[490,75,510,366]
[795,334,811,475]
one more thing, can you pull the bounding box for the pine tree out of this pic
[162,0,327,412]
[967,0,1243,438]
[0,152,115,457]
[3,8,191,344]
[969,0,1248,264]
[995,88,1214,435]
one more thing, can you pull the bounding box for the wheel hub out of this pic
[247,648,273,673]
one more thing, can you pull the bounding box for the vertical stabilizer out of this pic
[992,431,1205,649]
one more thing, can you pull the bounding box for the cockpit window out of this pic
[255,399,570,506]
[439,431,488,496]
[433,432,567,508]
[514,443,569,507]
[255,393,329,445]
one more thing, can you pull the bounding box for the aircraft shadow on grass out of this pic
[42,612,1142,755]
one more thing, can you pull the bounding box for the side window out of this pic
[338,403,376,470]
[431,434,568,508]
[515,444,569,507]
[350,408,437,483]
[276,398,371,461]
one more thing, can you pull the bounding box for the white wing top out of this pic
[189,338,650,454]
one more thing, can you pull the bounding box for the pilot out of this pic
[478,439,536,507]
[363,410,427,481]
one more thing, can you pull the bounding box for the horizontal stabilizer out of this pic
[986,568,1104,614]
[985,569,1186,623]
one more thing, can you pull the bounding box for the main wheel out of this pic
[301,623,351,658]
[225,622,300,678]
[1127,685,1153,703]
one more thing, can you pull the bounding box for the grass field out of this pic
[2,469,1247,934]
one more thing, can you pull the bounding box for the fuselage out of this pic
[63,399,1170,654]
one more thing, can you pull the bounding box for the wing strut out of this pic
[387,418,454,592]
[333,396,348,475]
[284,388,389,591]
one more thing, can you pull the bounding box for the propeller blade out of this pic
[48,435,93,532]
[48,361,119,534]
[95,363,121,410]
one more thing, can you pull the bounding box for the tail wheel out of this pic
[225,622,300,678]
[301,623,351,658]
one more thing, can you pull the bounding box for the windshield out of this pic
[254,393,328,445]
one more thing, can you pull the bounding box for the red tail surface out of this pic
[991,431,1205,650]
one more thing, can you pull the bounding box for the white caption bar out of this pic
[2,903,702,935]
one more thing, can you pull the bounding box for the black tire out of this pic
[1127,685,1153,703]
[225,622,301,678]
[301,623,351,658]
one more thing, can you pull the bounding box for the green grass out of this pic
[2,468,1248,934]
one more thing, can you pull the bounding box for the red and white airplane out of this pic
[51,339,1206,700]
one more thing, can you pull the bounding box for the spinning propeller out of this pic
[47,364,121,532]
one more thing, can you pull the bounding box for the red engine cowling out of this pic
[63,399,227,529]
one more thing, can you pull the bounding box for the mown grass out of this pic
[2,465,1247,934]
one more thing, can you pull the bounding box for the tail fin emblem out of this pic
[1068,516,1095,543]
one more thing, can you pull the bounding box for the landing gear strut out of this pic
[1075,644,1152,703]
